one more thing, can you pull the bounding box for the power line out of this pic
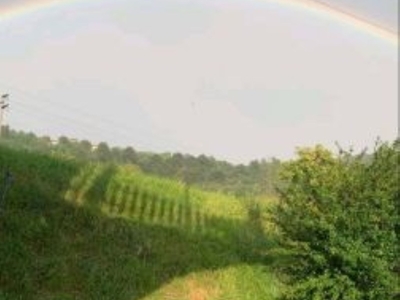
[3,89,154,146]
[0,82,167,151]
[12,105,100,140]
[0,81,149,135]
[12,101,133,143]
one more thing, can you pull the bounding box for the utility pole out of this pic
[0,94,10,138]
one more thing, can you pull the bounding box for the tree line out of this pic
[0,127,281,197]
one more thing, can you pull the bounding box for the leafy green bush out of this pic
[275,141,399,299]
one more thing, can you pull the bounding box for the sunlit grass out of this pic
[0,145,284,300]
[64,164,249,236]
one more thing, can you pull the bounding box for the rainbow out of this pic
[0,0,398,46]
[274,0,398,46]
[0,0,83,22]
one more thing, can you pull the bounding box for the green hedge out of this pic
[275,141,399,300]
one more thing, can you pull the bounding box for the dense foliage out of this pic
[0,127,281,196]
[276,141,399,299]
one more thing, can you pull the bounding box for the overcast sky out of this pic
[0,0,398,163]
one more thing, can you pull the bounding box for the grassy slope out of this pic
[0,146,283,300]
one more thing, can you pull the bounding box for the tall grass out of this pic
[0,145,283,300]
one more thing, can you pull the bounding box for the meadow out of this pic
[0,145,283,300]
[2,140,397,300]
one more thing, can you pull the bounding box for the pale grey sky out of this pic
[0,0,398,163]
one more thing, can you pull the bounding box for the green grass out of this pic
[0,145,284,300]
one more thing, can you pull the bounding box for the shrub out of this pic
[275,141,399,299]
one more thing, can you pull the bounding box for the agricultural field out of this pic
[0,145,284,300]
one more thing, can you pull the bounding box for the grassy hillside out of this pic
[0,145,283,300]
[0,129,282,197]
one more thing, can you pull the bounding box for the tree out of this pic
[54,136,73,157]
[121,146,137,164]
[95,142,111,162]
[58,136,70,146]
[111,147,123,164]
[76,140,93,160]
[275,142,399,300]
